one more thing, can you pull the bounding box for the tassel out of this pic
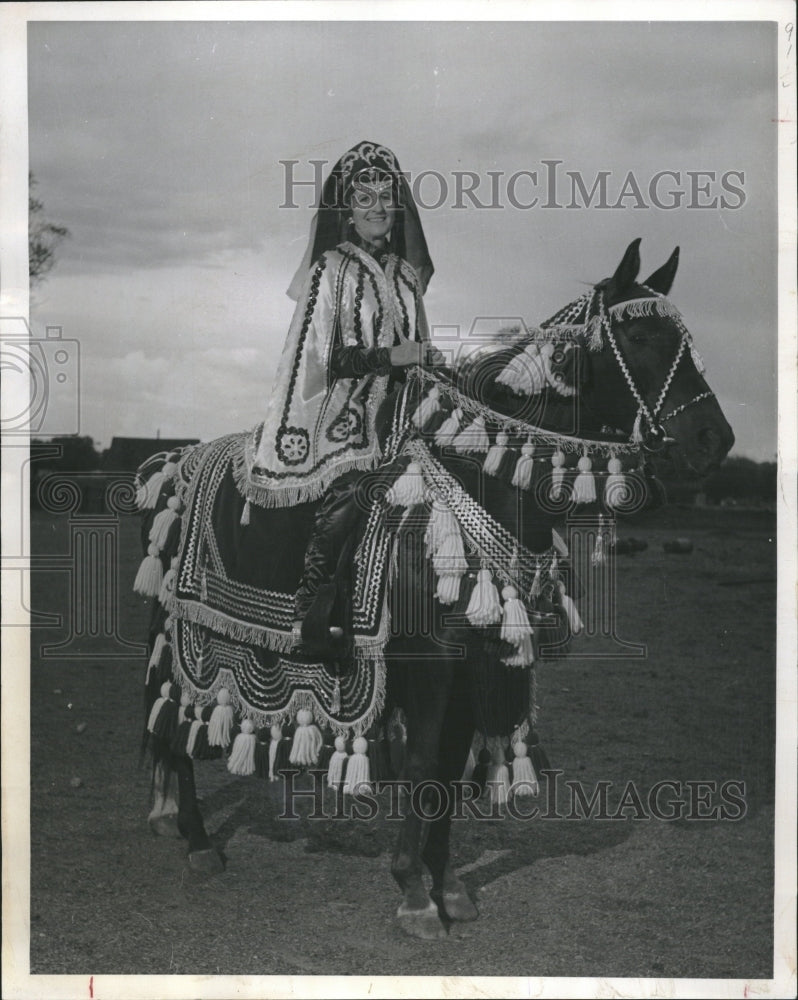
[425,500,460,555]
[461,745,477,782]
[592,517,606,566]
[149,496,181,550]
[177,690,191,725]
[435,407,462,447]
[207,688,234,747]
[586,314,603,352]
[550,450,566,501]
[604,457,629,509]
[267,724,282,781]
[436,572,462,606]
[326,736,349,789]
[549,552,559,580]
[147,681,172,734]
[690,340,706,374]
[412,385,441,430]
[387,461,426,507]
[510,742,539,798]
[158,557,178,606]
[500,586,535,666]
[487,743,512,808]
[227,719,257,776]
[140,470,166,510]
[329,677,341,715]
[432,530,467,578]
[146,632,167,684]
[515,341,547,394]
[240,498,251,526]
[343,736,371,796]
[133,544,164,598]
[186,717,204,757]
[452,414,490,454]
[511,442,536,490]
[556,580,583,634]
[465,568,502,626]
[529,563,542,599]
[151,683,181,742]
[483,431,509,477]
[631,407,644,445]
[572,454,597,504]
[288,708,323,766]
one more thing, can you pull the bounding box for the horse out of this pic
[136,238,733,941]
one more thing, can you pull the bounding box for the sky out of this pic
[26,18,778,458]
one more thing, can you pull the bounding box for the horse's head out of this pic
[581,238,734,477]
[453,238,734,481]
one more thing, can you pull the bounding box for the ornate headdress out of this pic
[287,140,434,299]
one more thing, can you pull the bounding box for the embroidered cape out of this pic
[243,241,427,507]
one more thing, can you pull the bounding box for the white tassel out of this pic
[500,585,535,666]
[387,461,426,507]
[412,385,441,430]
[326,736,349,789]
[604,457,629,509]
[134,544,163,598]
[329,677,341,715]
[452,414,490,454]
[289,708,323,766]
[550,450,567,501]
[512,442,536,490]
[158,557,178,606]
[631,407,644,445]
[436,573,462,605]
[178,692,191,725]
[147,681,172,733]
[465,568,502,626]
[149,496,181,550]
[487,743,511,808]
[549,553,559,580]
[510,743,539,797]
[186,719,203,757]
[227,719,257,775]
[208,688,234,747]
[461,745,477,782]
[483,431,509,477]
[432,530,468,578]
[268,724,282,781]
[557,580,583,634]
[592,526,606,566]
[425,500,460,555]
[572,454,597,504]
[343,736,371,795]
[146,632,167,684]
[140,470,166,510]
[529,563,542,599]
[497,341,547,395]
[240,498,251,526]
[435,407,463,447]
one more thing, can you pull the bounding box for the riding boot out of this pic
[292,470,364,660]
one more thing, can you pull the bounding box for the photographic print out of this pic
[2,3,795,998]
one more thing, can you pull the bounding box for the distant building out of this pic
[102,436,200,472]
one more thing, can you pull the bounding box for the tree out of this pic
[29,172,69,286]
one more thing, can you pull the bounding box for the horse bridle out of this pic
[590,286,716,452]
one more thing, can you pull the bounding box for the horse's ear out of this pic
[603,238,642,301]
[642,246,680,296]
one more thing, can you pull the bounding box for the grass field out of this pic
[28,503,777,979]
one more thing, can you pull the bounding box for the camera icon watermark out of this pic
[1,316,80,436]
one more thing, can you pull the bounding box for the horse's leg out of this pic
[391,658,454,940]
[171,750,225,874]
[148,740,181,838]
[423,674,480,923]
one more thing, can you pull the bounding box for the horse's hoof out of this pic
[148,814,182,839]
[441,889,479,922]
[188,848,225,875]
[397,900,447,940]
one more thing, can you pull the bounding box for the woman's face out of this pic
[349,182,396,245]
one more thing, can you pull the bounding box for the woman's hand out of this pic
[390,335,445,368]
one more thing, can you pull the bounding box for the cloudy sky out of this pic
[26,17,777,457]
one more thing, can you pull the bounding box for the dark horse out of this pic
[140,239,733,941]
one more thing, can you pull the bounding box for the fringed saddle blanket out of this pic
[156,432,392,736]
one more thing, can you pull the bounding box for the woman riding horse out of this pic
[242,141,443,658]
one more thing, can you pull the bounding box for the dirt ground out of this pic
[27,503,777,981]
